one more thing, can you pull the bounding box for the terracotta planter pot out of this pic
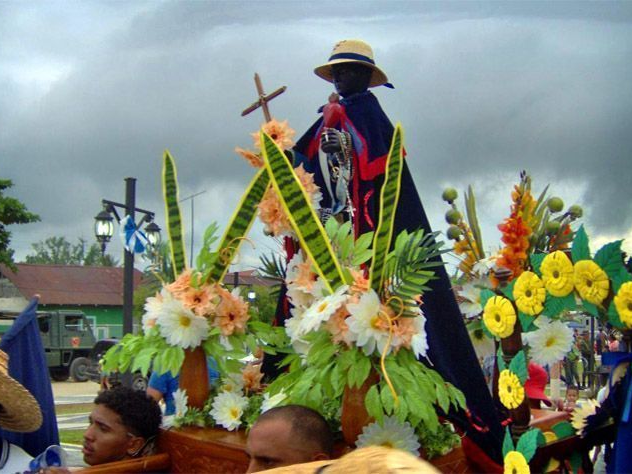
[340,369,380,446]
[178,346,209,409]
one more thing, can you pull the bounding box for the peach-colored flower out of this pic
[166,269,193,297]
[349,269,370,295]
[235,147,263,168]
[214,287,250,336]
[252,119,295,150]
[180,284,217,317]
[258,187,293,236]
[326,305,352,345]
[241,363,264,392]
[392,317,417,352]
[292,260,316,291]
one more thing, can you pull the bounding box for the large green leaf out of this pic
[261,131,346,293]
[162,150,187,275]
[204,168,270,283]
[571,226,590,262]
[370,124,404,292]
[516,428,541,462]
[594,240,625,280]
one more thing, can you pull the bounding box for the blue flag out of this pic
[0,298,59,456]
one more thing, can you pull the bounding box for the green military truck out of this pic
[0,310,97,382]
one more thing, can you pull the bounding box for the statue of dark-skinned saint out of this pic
[290,39,504,465]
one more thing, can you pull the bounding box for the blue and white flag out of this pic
[119,215,149,254]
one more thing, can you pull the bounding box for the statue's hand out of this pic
[320,128,342,154]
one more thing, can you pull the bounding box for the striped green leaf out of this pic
[370,123,404,292]
[162,150,186,275]
[260,132,346,293]
[205,167,270,283]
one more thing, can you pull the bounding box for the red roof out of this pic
[223,270,280,288]
[0,264,143,306]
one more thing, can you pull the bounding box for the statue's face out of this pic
[331,63,372,97]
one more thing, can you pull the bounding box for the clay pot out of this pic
[178,346,209,409]
[340,369,380,446]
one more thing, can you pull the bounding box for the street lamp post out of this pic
[94,177,161,338]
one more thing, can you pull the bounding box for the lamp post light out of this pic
[93,177,161,341]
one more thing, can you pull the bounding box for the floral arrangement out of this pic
[254,123,464,456]
[501,428,544,474]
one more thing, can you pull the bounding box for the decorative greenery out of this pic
[0,178,40,270]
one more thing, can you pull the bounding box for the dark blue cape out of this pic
[0,298,59,456]
[294,91,504,462]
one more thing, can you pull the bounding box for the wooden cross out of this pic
[241,73,286,123]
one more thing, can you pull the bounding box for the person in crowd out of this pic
[561,385,581,413]
[607,333,620,352]
[147,358,220,415]
[524,362,553,409]
[245,405,333,473]
[563,342,581,388]
[0,349,44,472]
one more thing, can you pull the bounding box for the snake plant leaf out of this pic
[162,150,187,275]
[205,167,270,284]
[465,185,485,260]
[370,123,404,292]
[260,131,346,293]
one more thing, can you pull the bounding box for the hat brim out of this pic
[0,373,43,432]
[314,59,388,88]
[525,386,552,407]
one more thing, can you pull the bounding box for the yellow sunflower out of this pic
[504,450,530,474]
[614,281,632,328]
[498,369,525,409]
[574,260,609,305]
[540,251,574,297]
[513,271,546,315]
[483,296,517,338]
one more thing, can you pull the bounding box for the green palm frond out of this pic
[383,229,446,317]
[259,251,287,281]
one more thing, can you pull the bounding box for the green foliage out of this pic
[25,236,117,266]
[195,222,220,274]
[551,420,576,440]
[518,311,536,332]
[0,179,40,270]
[502,427,515,457]
[571,226,590,262]
[324,218,374,268]
[464,185,485,260]
[543,293,576,318]
[530,253,545,276]
[497,346,507,372]
[516,428,542,462]
[594,240,625,281]
[509,350,528,385]
[382,229,445,317]
[418,422,462,459]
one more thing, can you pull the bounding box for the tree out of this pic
[24,236,117,266]
[0,179,40,270]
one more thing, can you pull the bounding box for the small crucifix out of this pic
[241,73,286,123]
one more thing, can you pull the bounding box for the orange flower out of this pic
[291,259,316,291]
[235,147,263,168]
[214,287,250,336]
[349,269,370,295]
[241,363,264,392]
[496,215,531,280]
[391,317,417,352]
[166,269,193,297]
[257,187,293,236]
[326,306,351,345]
[294,164,319,197]
[180,284,217,317]
[251,119,295,150]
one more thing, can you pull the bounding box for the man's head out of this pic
[83,386,161,466]
[314,39,389,95]
[246,405,333,473]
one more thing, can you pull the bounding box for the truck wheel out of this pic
[70,357,89,382]
[50,367,70,382]
[132,373,148,391]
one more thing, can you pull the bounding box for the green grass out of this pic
[59,429,84,446]
[55,403,94,416]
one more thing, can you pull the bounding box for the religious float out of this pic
[90,76,630,474]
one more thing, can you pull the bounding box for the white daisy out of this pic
[219,373,245,394]
[286,286,315,310]
[410,309,429,359]
[156,296,209,349]
[522,318,574,366]
[346,289,390,356]
[297,285,348,334]
[142,289,170,332]
[209,391,249,431]
[356,416,421,455]
[261,391,287,413]
[457,283,483,318]
[173,388,188,418]
[469,327,495,359]
[472,256,497,276]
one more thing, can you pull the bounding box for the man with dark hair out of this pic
[82,386,162,466]
[245,405,333,473]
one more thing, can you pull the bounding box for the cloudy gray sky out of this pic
[2,1,632,271]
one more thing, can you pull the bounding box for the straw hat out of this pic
[314,39,389,88]
[260,446,440,473]
[0,348,43,432]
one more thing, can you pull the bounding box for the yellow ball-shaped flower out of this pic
[483,296,517,338]
[504,450,530,474]
[540,251,574,297]
[513,271,546,316]
[498,369,525,409]
[614,281,632,328]
[574,260,609,305]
